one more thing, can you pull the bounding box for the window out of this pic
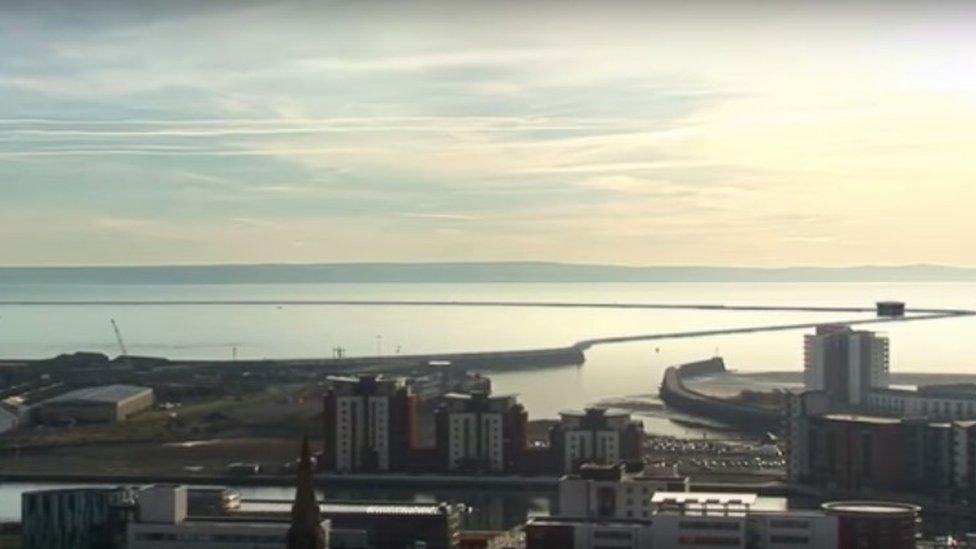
[678,535,741,546]
[771,535,811,544]
[861,433,873,478]
[679,520,739,531]
[770,519,810,529]
[826,432,837,470]
[594,531,633,540]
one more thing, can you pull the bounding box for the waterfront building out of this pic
[952,420,976,491]
[557,462,689,521]
[803,325,889,407]
[525,517,653,549]
[236,500,460,549]
[127,484,330,549]
[868,383,976,420]
[787,400,976,494]
[321,375,417,472]
[33,384,154,424]
[549,407,644,474]
[119,482,457,549]
[800,326,976,421]
[527,491,842,549]
[22,486,135,549]
[435,391,527,473]
[406,361,492,400]
[822,501,920,549]
[902,419,955,492]
[800,413,904,491]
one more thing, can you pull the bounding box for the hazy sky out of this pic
[2,1,975,266]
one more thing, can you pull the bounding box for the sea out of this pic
[1,282,975,526]
[2,282,975,423]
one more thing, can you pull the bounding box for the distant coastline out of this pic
[2,261,976,284]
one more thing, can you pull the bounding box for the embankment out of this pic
[658,357,783,433]
[175,345,586,373]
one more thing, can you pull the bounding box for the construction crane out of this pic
[110,318,128,357]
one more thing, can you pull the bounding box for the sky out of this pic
[2,1,976,267]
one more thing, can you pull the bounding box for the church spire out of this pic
[287,434,325,549]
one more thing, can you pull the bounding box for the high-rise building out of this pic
[322,375,417,472]
[801,413,905,491]
[787,400,976,495]
[435,392,526,473]
[952,420,976,492]
[804,325,889,407]
[549,408,644,474]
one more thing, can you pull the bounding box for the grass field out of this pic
[0,383,324,475]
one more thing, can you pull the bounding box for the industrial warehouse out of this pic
[34,385,154,424]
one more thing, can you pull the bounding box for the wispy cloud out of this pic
[0,1,974,266]
[398,212,479,221]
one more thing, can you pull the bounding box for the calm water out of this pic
[1,282,975,435]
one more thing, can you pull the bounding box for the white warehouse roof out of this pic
[43,384,152,405]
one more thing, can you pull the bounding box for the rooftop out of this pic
[560,408,630,418]
[651,492,758,506]
[443,392,517,400]
[43,384,152,405]
[822,501,921,516]
[821,413,902,425]
[236,500,449,517]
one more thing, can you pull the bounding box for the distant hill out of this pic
[0,262,975,284]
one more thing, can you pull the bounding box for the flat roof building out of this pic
[22,486,135,549]
[822,501,920,549]
[558,462,689,521]
[877,301,906,317]
[528,490,841,549]
[34,384,154,424]
[234,500,460,549]
[127,485,332,549]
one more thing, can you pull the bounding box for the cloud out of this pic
[398,212,479,221]
[0,1,975,266]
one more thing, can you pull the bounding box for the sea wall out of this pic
[658,357,783,433]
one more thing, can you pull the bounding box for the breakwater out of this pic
[180,345,587,373]
[659,357,784,433]
[0,345,586,389]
